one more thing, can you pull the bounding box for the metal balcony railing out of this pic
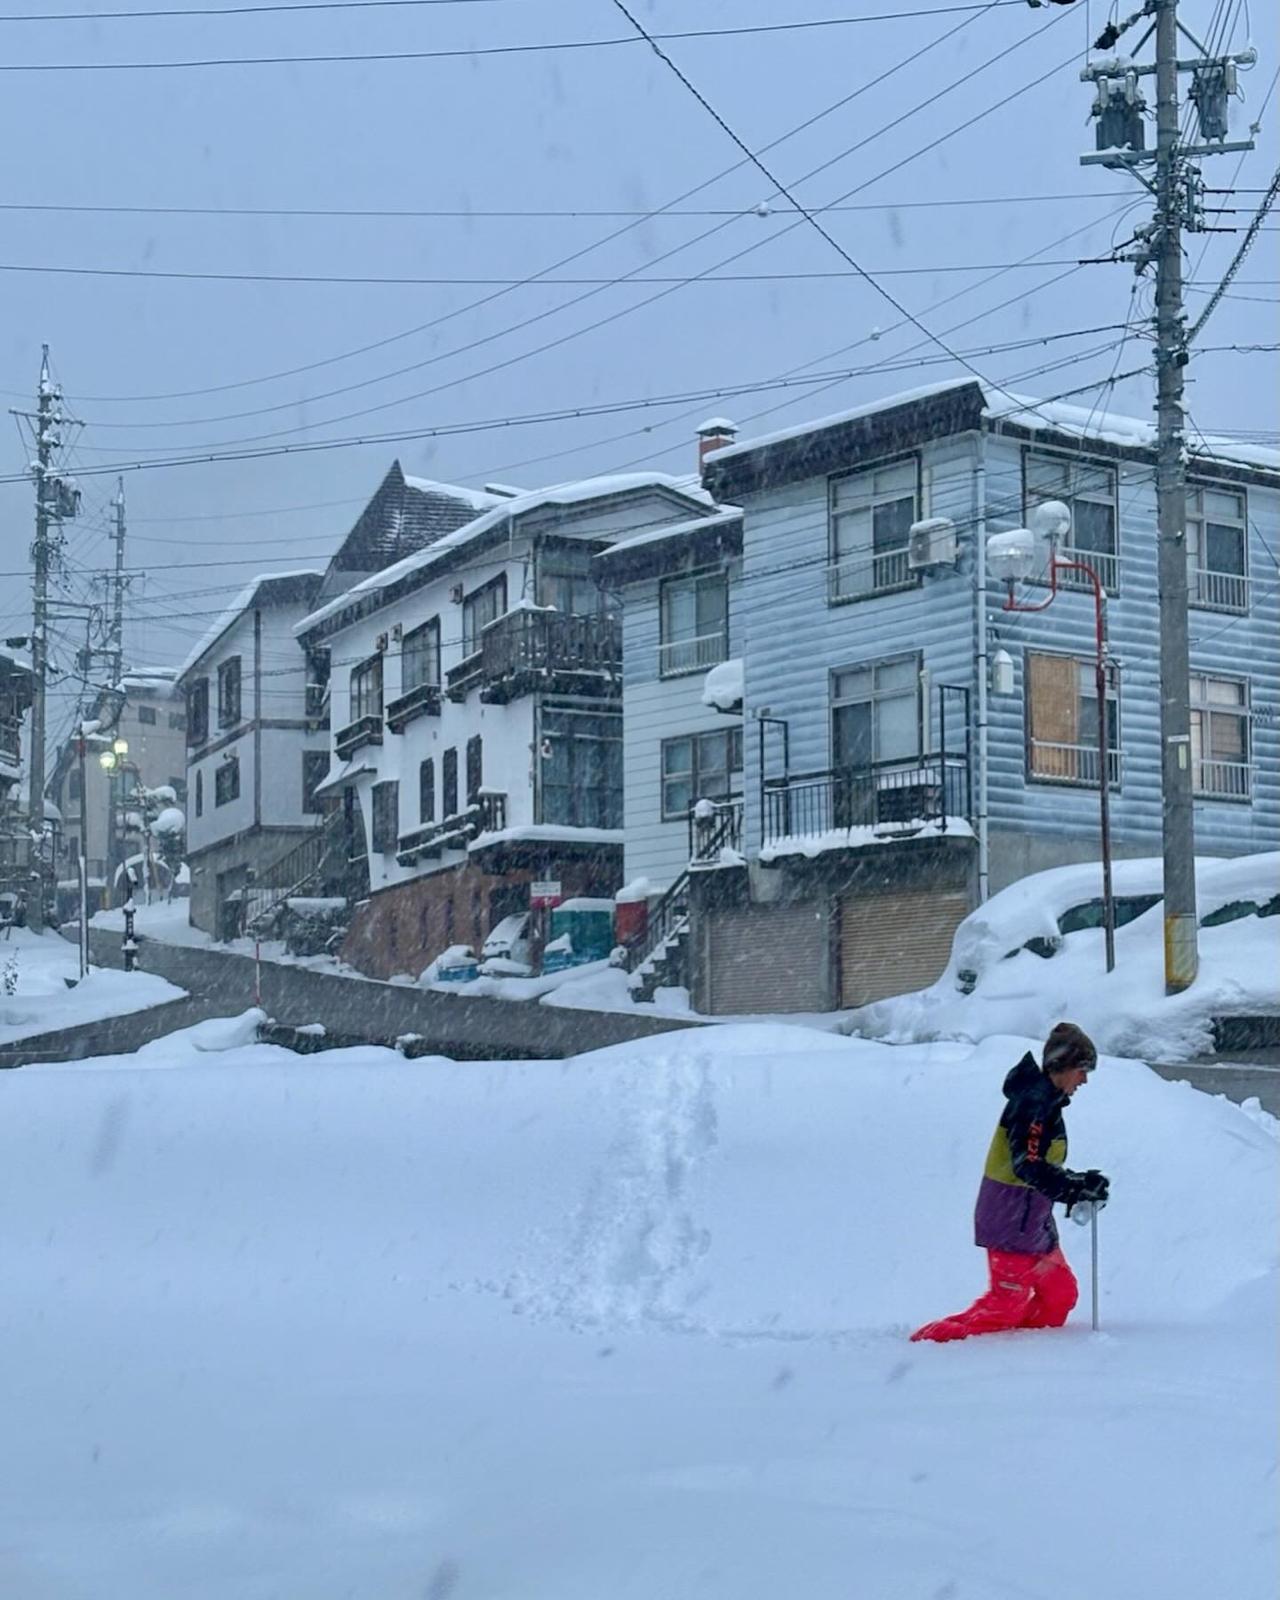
[1053,546,1119,595]
[1194,758,1251,800]
[688,797,743,864]
[658,629,728,678]
[1188,567,1248,614]
[826,544,916,602]
[1028,740,1122,787]
[762,753,971,848]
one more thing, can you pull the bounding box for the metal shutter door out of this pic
[839,889,968,1006]
[706,903,828,1015]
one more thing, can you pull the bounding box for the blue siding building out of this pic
[607,379,1280,1015]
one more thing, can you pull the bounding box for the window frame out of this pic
[214,755,240,807]
[1024,649,1121,790]
[827,453,921,605]
[1186,481,1248,614]
[829,653,923,770]
[401,617,442,692]
[216,656,242,729]
[187,678,209,747]
[461,574,508,659]
[137,704,158,726]
[194,768,203,817]
[418,756,435,824]
[349,653,384,723]
[658,567,729,677]
[466,734,483,806]
[660,726,744,821]
[1189,671,1251,802]
[301,749,329,815]
[1021,447,1121,595]
[442,746,458,819]
[370,779,399,854]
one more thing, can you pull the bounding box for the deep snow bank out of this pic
[0,927,185,1045]
[8,1022,1275,1336]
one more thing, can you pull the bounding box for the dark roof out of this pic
[323,461,496,586]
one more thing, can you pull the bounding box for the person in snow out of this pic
[910,1022,1110,1343]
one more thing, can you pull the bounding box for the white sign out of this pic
[530,880,562,908]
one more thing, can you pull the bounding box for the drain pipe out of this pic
[975,432,990,903]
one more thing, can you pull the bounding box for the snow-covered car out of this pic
[480,913,534,976]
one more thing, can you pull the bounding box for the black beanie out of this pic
[1043,1021,1098,1073]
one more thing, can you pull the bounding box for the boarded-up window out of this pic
[442,747,458,819]
[1027,653,1118,786]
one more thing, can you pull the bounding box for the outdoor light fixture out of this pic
[985,528,1038,585]
[990,649,1015,697]
[99,751,115,771]
[1028,498,1073,544]
[113,737,129,757]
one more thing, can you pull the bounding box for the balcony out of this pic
[304,680,330,731]
[385,680,442,732]
[395,792,507,866]
[827,545,917,604]
[1051,546,1119,596]
[477,610,621,705]
[0,715,20,774]
[334,713,384,761]
[689,797,743,866]
[1194,759,1251,802]
[658,629,727,678]
[1189,567,1248,615]
[1028,740,1122,788]
[762,754,971,851]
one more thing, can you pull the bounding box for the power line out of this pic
[45,3,1019,419]
[0,7,1038,72]
[70,23,1085,455]
[1,0,515,17]
[1189,162,1280,344]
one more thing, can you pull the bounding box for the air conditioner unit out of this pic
[908,516,958,571]
[450,584,465,604]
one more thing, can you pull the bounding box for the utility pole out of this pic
[1080,0,1256,993]
[110,478,127,693]
[25,349,56,934]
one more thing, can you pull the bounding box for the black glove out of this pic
[1078,1169,1110,1204]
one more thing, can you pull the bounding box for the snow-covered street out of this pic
[0,927,185,1048]
[2,1022,1274,1598]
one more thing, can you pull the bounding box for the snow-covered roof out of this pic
[298,473,715,638]
[599,507,742,561]
[705,378,1280,476]
[696,416,738,434]
[179,570,323,679]
[400,475,502,511]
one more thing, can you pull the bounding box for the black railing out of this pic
[622,870,690,972]
[396,792,507,866]
[334,713,384,760]
[245,810,347,930]
[0,716,20,763]
[762,753,971,848]
[688,797,744,864]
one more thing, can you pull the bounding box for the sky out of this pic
[0,0,1274,748]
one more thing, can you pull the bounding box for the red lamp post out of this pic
[989,508,1117,974]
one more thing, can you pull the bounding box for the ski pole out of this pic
[1090,1203,1099,1332]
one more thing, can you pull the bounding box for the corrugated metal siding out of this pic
[705,902,828,1014]
[739,435,981,856]
[984,434,1280,858]
[839,888,968,1005]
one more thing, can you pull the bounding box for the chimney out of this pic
[696,416,738,472]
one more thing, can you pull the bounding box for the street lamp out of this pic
[987,500,1116,973]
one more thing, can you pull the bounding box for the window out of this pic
[370,780,399,853]
[1187,486,1247,613]
[829,457,918,601]
[214,755,240,806]
[832,657,921,770]
[195,769,203,817]
[217,656,242,728]
[168,711,186,731]
[349,654,384,722]
[302,750,329,814]
[538,543,601,615]
[168,776,188,804]
[137,704,158,726]
[1026,653,1119,787]
[542,706,623,827]
[660,727,743,820]
[418,757,435,823]
[1190,674,1250,799]
[1024,451,1119,593]
[462,575,507,657]
[659,570,728,676]
[466,735,483,805]
[442,747,458,819]
[187,678,209,746]
[401,618,441,691]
